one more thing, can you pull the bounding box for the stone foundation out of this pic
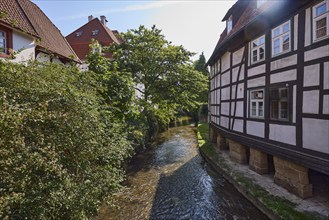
[249,148,268,174]
[216,133,228,150]
[209,127,214,143]
[229,139,247,164]
[274,156,312,198]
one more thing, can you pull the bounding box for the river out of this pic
[97,125,268,220]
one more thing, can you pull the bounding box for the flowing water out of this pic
[97,125,269,220]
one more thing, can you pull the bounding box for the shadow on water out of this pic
[96,125,268,220]
[149,155,268,220]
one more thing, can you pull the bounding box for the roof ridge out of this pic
[66,17,99,38]
[15,0,39,37]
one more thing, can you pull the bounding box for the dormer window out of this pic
[92,30,99,35]
[227,15,233,33]
[76,31,83,37]
[257,0,267,8]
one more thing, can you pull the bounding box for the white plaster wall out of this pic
[12,30,35,63]
[233,119,243,133]
[294,14,298,51]
[220,116,229,129]
[232,65,245,82]
[231,101,243,117]
[221,87,231,100]
[304,8,311,47]
[303,90,319,114]
[52,57,63,64]
[270,54,297,71]
[233,47,245,66]
[324,62,329,90]
[323,95,329,115]
[248,64,265,77]
[216,90,221,104]
[304,45,329,62]
[269,124,296,145]
[231,83,244,99]
[270,69,297,84]
[303,118,329,154]
[221,52,231,72]
[304,64,320,87]
[216,75,221,87]
[36,52,51,62]
[221,71,230,86]
[221,102,230,116]
[247,121,265,138]
[247,76,265,88]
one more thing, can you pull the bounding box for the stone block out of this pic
[273,156,312,198]
[229,140,247,164]
[216,133,228,150]
[249,148,268,174]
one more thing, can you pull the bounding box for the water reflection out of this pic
[96,126,268,220]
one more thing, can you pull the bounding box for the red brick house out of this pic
[0,0,80,64]
[66,15,122,62]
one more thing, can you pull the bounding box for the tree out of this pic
[193,52,209,76]
[107,25,208,135]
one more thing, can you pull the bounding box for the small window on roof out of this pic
[76,31,83,37]
[227,15,233,33]
[92,30,99,35]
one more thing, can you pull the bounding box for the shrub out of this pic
[0,61,132,219]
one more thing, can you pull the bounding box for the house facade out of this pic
[66,15,122,67]
[207,0,329,198]
[0,0,79,64]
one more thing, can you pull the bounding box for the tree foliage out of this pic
[193,52,209,76]
[106,25,208,130]
[0,61,133,219]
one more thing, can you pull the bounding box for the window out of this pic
[257,0,267,8]
[250,89,264,118]
[270,87,289,121]
[313,1,329,41]
[0,30,6,53]
[272,20,291,56]
[227,15,233,33]
[251,35,265,64]
[76,31,83,37]
[92,30,99,35]
[92,44,102,53]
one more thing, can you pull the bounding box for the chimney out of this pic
[88,15,94,22]
[100,15,107,25]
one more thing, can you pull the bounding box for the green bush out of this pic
[0,61,132,219]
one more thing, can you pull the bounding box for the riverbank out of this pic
[197,123,329,220]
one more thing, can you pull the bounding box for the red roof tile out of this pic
[0,0,80,62]
[66,17,122,60]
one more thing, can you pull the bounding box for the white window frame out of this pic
[249,89,264,119]
[92,44,102,54]
[227,15,233,33]
[270,87,289,121]
[250,35,265,64]
[0,30,6,54]
[312,0,329,42]
[92,29,99,35]
[271,20,291,57]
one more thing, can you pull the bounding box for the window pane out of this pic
[282,35,290,51]
[280,101,288,119]
[259,36,265,45]
[283,23,290,33]
[280,88,288,98]
[271,101,279,119]
[258,102,264,116]
[253,41,258,47]
[252,50,258,62]
[0,31,5,38]
[252,102,257,116]
[270,89,279,100]
[273,28,280,37]
[316,3,327,16]
[316,18,327,38]
[259,47,265,60]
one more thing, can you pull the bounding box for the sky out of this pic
[32,0,236,61]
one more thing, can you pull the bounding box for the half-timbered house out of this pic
[207,0,329,198]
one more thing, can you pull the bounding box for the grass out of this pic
[197,122,326,220]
